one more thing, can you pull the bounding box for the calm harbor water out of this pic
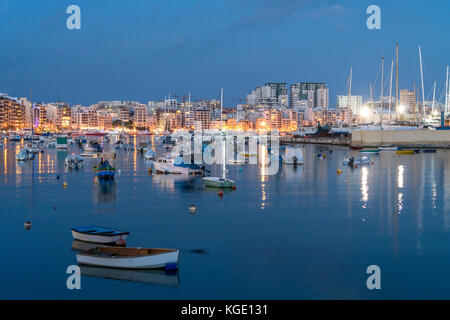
[1,138,450,299]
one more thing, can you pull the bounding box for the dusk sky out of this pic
[0,0,449,107]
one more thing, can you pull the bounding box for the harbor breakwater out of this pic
[352,129,450,148]
[280,135,350,146]
[281,129,450,148]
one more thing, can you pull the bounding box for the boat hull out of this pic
[76,250,179,269]
[95,170,116,179]
[396,150,415,155]
[203,177,235,188]
[71,230,128,244]
[358,149,379,155]
[152,161,203,175]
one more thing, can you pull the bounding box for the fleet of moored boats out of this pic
[2,130,443,284]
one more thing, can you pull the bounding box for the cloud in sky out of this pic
[160,0,351,55]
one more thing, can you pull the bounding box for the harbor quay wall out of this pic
[351,130,450,148]
[280,136,351,146]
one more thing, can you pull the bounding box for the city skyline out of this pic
[0,0,449,106]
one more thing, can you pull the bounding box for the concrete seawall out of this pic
[281,136,350,146]
[351,129,450,148]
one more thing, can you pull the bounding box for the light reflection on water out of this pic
[361,166,368,208]
[0,141,450,299]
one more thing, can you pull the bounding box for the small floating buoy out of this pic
[24,221,31,230]
[115,239,126,246]
[56,175,60,179]
[217,190,224,198]
[118,169,121,174]
[63,182,68,187]
[361,218,366,222]
[189,205,197,214]
[239,168,243,172]
[53,206,56,210]
[337,169,343,175]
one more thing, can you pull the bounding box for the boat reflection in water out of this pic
[93,178,116,203]
[204,186,235,195]
[151,173,200,192]
[71,241,179,287]
[79,265,179,288]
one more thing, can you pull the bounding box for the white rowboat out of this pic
[71,226,129,244]
[76,247,180,269]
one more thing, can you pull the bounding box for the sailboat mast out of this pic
[389,60,394,121]
[349,67,352,97]
[30,89,33,137]
[419,46,426,121]
[381,55,384,104]
[220,88,223,130]
[396,43,399,120]
[220,88,225,179]
[446,66,449,114]
[432,82,436,115]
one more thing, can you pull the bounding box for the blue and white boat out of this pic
[94,159,116,179]
[152,155,204,174]
[71,226,130,244]
[16,149,29,161]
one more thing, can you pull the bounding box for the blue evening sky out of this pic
[0,0,449,107]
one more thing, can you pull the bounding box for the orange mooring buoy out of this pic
[217,190,224,198]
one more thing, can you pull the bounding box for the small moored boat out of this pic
[76,247,179,269]
[396,150,415,155]
[16,149,29,161]
[358,149,380,155]
[152,156,203,174]
[144,149,156,160]
[343,156,371,166]
[378,146,398,151]
[282,147,304,165]
[202,177,236,188]
[94,158,116,179]
[71,226,129,244]
[65,154,84,168]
